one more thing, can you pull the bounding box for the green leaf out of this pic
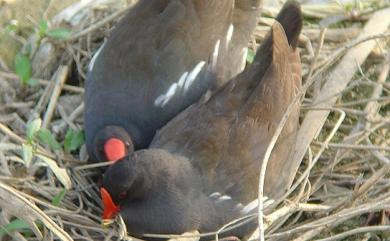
[63,129,73,153]
[14,53,32,85]
[64,129,85,153]
[37,129,61,151]
[0,219,30,238]
[26,118,42,143]
[38,20,48,37]
[4,22,17,34]
[51,188,66,206]
[22,144,33,167]
[35,154,72,189]
[27,78,39,87]
[246,48,255,64]
[344,3,354,12]
[46,28,71,40]
[24,42,32,56]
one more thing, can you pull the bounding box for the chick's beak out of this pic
[100,187,120,220]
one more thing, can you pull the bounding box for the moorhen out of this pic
[100,1,303,239]
[85,0,262,162]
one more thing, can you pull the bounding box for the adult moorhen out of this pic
[100,1,302,239]
[85,0,262,162]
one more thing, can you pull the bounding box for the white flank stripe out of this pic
[240,47,248,71]
[154,83,178,107]
[153,61,205,107]
[241,199,258,214]
[88,42,105,72]
[183,61,205,93]
[226,24,234,48]
[177,71,189,89]
[154,95,166,107]
[211,40,220,71]
[216,195,232,203]
[209,192,222,198]
[241,197,274,215]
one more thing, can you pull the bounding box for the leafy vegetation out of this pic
[12,19,71,86]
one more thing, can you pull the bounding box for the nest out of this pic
[0,0,389,240]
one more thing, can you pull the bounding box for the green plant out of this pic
[14,53,37,86]
[38,20,71,41]
[23,118,72,189]
[64,128,85,153]
[0,219,31,239]
[25,118,60,151]
[13,20,71,87]
[51,188,67,207]
[0,187,66,239]
[246,48,255,64]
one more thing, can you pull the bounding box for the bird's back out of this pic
[151,1,303,203]
[85,0,262,158]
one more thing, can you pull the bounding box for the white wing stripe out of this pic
[88,42,105,72]
[226,24,234,49]
[154,61,205,107]
[183,61,205,93]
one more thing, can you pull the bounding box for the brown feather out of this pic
[151,4,302,202]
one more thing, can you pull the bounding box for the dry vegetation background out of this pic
[0,0,389,240]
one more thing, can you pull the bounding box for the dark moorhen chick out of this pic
[101,1,302,239]
[85,0,262,162]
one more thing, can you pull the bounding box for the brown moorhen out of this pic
[85,0,262,162]
[100,1,302,239]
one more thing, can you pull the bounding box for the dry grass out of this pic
[0,0,389,240]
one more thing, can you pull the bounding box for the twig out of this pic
[307,28,326,97]
[269,108,345,210]
[268,196,390,240]
[57,104,79,130]
[67,7,130,41]
[286,7,390,191]
[0,121,71,162]
[0,71,84,93]
[265,203,330,228]
[0,123,26,144]
[303,27,359,42]
[42,66,69,129]
[257,95,302,241]
[334,96,390,107]
[312,142,390,151]
[351,164,390,202]
[0,182,73,241]
[315,225,390,241]
[39,79,84,93]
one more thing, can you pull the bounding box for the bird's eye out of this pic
[119,191,127,199]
